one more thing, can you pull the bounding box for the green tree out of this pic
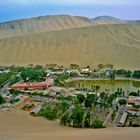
[84,111,91,128]
[10,76,21,85]
[34,65,43,70]
[71,104,84,128]
[77,94,85,104]
[70,64,79,70]
[69,72,78,77]
[98,64,104,70]
[133,70,140,78]
[132,104,140,109]
[42,106,57,120]
[92,119,105,129]
[86,65,90,69]
[9,89,20,95]
[125,70,132,78]
[60,102,69,113]
[46,63,59,70]
[129,92,138,96]
[108,94,116,106]
[110,71,115,80]
[21,68,46,82]
[0,95,5,104]
[60,112,70,126]
[99,92,109,108]
[85,94,96,108]
[0,72,12,86]
[54,73,69,87]
[119,99,127,105]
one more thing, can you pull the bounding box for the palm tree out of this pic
[70,64,79,70]
[98,64,104,70]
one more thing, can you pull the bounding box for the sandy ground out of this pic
[0,24,140,69]
[0,110,140,140]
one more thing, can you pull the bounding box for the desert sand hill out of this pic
[0,15,128,39]
[0,23,140,69]
[0,110,140,140]
[93,16,127,25]
[0,15,94,39]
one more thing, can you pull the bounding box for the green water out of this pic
[68,80,140,93]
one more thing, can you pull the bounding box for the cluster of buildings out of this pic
[0,92,43,116]
[127,96,140,113]
[118,95,140,127]
[1,74,76,114]
[47,87,76,97]
[11,94,30,107]
[0,94,30,111]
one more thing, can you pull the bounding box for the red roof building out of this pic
[10,82,52,89]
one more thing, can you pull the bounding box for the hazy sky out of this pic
[0,0,140,22]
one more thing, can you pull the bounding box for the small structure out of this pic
[48,87,76,97]
[0,103,12,111]
[66,69,80,75]
[2,93,13,100]
[0,70,10,74]
[30,105,42,116]
[127,96,140,112]
[22,102,36,111]
[127,96,140,105]
[81,68,91,73]
[45,78,54,86]
[13,95,30,107]
[118,111,128,127]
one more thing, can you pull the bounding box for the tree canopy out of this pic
[20,68,46,82]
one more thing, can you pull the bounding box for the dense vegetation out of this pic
[41,106,57,120]
[54,73,70,86]
[133,71,140,79]
[115,69,132,78]
[0,95,5,104]
[20,68,46,82]
[0,72,12,86]
[0,65,140,129]
[59,92,116,128]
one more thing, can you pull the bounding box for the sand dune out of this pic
[0,15,140,69]
[0,110,140,140]
[93,16,127,25]
[0,15,94,39]
[0,15,130,39]
[0,24,140,69]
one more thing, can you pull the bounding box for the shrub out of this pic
[92,119,105,129]
[129,92,138,96]
[84,111,91,128]
[119,99,127,105]
[0,95,5,104]
[71,104,84,128]
[42,106,57,120]
[60,112,71,126]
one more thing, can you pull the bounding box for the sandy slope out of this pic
[0,24,140,69]
[0,15,127,39]
[0,15,94,39]
[0,110,140,140]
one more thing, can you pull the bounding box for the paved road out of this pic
[0,81,11,94]
[114,105,126,125]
